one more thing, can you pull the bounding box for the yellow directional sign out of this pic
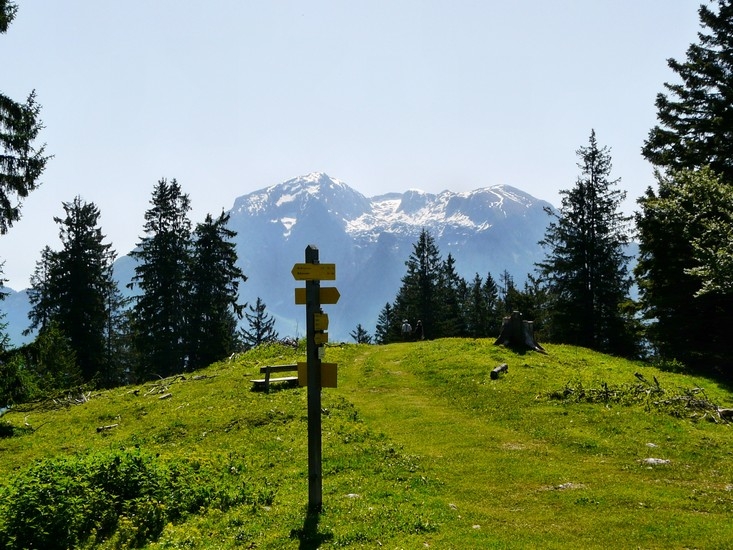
[294,287,341,305]
[313,332,328,345]
[314,313,329,331]
[318,287,340,304]
[291,263,336,281]
[297,362,338,388]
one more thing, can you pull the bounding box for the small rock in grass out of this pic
[641,458,670,465]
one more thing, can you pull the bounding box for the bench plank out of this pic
[252,364,299,393]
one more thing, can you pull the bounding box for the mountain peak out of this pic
[281,172,345,190]
[232,172,371,223]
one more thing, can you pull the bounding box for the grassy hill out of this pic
[1,339,733,549]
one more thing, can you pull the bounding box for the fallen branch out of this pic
[490,363,508,380]
[543,375,728,422]
[96,423,119,433]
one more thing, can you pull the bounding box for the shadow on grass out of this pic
[249,380,300,394]
[291,509,333,549]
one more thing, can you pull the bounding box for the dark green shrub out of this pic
[0,448,272,549]
[0,354,39,406]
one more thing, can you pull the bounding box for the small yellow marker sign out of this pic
[313,332,328,345]
[314,313,329,331]
[291,263,336,281]
[298,362,338,388]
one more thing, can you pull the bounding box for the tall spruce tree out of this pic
[0,1,49,234]
[27,198,119,384]
[393,229,443,340]
[188,212,246,368]
[538,130,635,355]
[129,178,192,379]
[638,1,733,376]
[636,167,733,373]
[0,91,47,235]
[642,1,733,181]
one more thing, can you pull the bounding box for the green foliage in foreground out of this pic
[1,340,733,548]
[0,449,274,549]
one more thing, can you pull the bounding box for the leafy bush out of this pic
[0,448,272,549]
[0,354,39,406]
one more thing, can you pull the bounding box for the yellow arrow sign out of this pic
[291,263,336,281]
[313,332,328,345]
[294,287,341,305]
[314,313,329,331]
[297,362,338,388]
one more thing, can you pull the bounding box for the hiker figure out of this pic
[401,319,412,341]
[414,320,424,341]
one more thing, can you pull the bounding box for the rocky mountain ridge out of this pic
[2,172,556,344]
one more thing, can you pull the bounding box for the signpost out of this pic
[294,287,340,305]
[292,245,340,513]
[291,263,336,281]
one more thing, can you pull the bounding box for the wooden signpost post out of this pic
[292,245,339,513]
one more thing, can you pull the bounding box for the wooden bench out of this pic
[251,364,299,393]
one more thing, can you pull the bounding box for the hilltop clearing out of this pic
[1,340,732,548]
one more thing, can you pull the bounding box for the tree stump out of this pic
[494,311,546,353]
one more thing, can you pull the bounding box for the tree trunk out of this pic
[494,311,546,353]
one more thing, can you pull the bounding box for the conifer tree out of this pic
[0,1,17,32]
[129,179,192,379]
[438,253,467,337]
[350,324,372,344]
[499,270,518,315]
[34,321,80,391]
[636,167,733,373]
[538,130,635,355]
[637,1,733,375]
[27,198,119,384]
[393,229,443,340]
[642,1,733,181]
[465,274,489,338]
[374,302,397,344]
[483,272,502,336]
[26,246,56,334]
[240,297,278,350]
[101,279,133,386]
[188,212,246,368]
[0,2,49,234]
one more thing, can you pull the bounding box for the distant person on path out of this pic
[414,320,424,341]
[401,319,412,341]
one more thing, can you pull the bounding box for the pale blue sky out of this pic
[1,1,700,289]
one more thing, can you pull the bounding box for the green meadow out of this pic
[1,339,733,549]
